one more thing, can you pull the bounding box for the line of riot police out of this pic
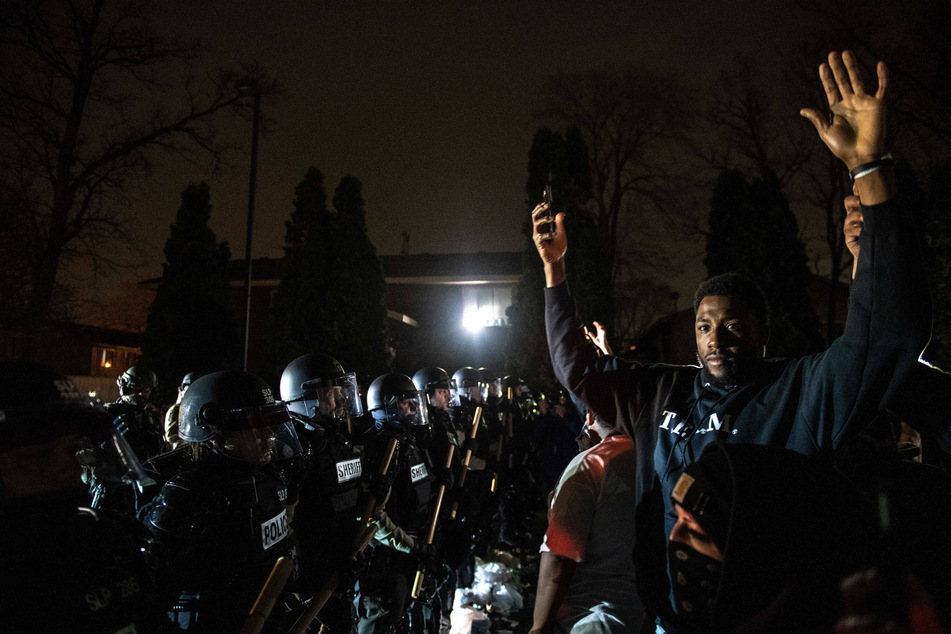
[0,358,569,633]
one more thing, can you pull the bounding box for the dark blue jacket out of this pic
[546,195,932,624]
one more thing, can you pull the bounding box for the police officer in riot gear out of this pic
[450,367,500,532]
[0,360,166,632]
[85,365,166,514]
[280,353,366,631]
[414,368,480,623]
[413,367,466,478]
[143,370,302,632]
[478,367,503,407]
[110,365,166,459]
[164,371,200,448]
[356,372,440,634]
[497,375,541,546]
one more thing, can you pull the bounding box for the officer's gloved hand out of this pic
[410,539,438,573]
[435,466,454,491]
[367,472,392,503]
[114,412,140,438]
[463,437,478,455]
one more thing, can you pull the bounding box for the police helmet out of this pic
[0,360,145,499]
[412,367,453,394]
[452,367,487,406]
[180,372,200,391]
[117,365,157,396]
[478,367,502,400]
[367,372,429,427]
[179,370,301,463]
[280,354,364,423]
[501,375,531,398]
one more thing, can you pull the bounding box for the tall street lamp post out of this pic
[236,80,261,371]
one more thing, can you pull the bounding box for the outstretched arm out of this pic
[798,50,931,446]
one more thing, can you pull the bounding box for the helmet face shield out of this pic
[73,417,147,486]
[217,403,302,463]
[299,372,364,421]
[379,390,429,426]
[451,379,486,406]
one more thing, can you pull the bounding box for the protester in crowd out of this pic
[531,408,642,634]
[667,443,880,632]
[533,50,932,630]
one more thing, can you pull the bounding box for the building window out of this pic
[91,345,140,378]
[461,286,512,331]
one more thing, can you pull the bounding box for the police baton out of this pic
[449,405,482,520]
[411,443,455,598]
[239,556,295,634]
[506,387,515,470]
[491,388,513,493]
[287,436,398,634]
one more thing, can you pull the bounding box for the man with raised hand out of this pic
[533,50,931,631]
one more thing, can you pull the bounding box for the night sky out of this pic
[94,0,811,326]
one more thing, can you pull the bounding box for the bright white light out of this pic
[478,303,494,327]
[462,304,483,332]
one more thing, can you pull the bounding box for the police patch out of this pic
[410,462,429,483]
[260,508,289,550]
[336,458,362,483]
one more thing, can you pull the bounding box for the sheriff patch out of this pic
[261,509,289,550]
[410,462,429,483]
[336,458,362,483]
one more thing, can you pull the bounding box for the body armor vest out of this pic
[383,431,434,534]
[293,425,363,569]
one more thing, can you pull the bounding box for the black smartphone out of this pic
[538,183,555,236]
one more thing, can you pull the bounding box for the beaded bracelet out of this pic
[849,153,894,182]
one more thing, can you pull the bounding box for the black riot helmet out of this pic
[479,367,502,401]
[0,360,145,500]
[178,370,301,463]
[451,366,487,406]
[501,375,528,398]
[180,372,200,392]
[116,365,158,396]
[280,354,364,425]
[412,367,453,394]
[367,372,429,428]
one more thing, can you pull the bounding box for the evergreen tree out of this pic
[141,183,240,406]
[705,170,824,357]
[506,128,613,392]
[265,168,333,384]
[328,176,390,383]
[265,169,390,387]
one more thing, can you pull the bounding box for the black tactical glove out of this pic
[367,472,392,503]
[462,437,479,454]
[113,412,140,438]
[435,466,454,491]
[410,539,438,572]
